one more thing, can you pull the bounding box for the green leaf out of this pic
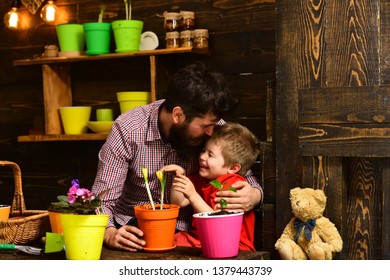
[220,198,227,209]
[55,201,69,207]
[57,195,69,203]
[210,179,223,190]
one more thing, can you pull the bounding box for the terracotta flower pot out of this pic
[48,211,63,234]
[0,205,10,220]
[134,204,180,252]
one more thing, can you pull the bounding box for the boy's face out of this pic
[198,140,230,180]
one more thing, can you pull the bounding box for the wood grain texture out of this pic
[0,246,270,260]
[345,158,382,259]
[381,158,390,259]
[325,0,382,260]
[380,0,390,83]
[278,0,387,259]
[42,64,72,134]
[275,0,301,239]
[299,86,390,124]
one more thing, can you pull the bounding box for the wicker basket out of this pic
[0,161,50,244]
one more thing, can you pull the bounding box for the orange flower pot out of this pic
[134,204,180,252]
[48,211,63,234]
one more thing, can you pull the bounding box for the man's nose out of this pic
[204,126,214,136]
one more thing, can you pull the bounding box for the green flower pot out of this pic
[83,22,112,55]
[56,24,85,53]
[112,20,143,52]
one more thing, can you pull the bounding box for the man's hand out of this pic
[161,164,186,176]
[104,226,146,252]
[214,181,261,212]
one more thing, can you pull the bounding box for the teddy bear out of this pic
[275,187,343,260]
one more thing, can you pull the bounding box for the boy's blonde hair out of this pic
[209,122,260,176]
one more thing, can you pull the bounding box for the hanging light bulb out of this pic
[4,0,20,30]
[40,0,58,24]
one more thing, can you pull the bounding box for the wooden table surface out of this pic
[0,246,269,260]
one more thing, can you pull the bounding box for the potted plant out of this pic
[112,0,144,52]
[48,179,109,260]
[133,168,180,252]
[193,179,245,258]
[83,5,112,55]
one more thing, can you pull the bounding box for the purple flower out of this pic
[71,179,80,189]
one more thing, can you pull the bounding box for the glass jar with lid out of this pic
[180,11,195,30]
[164,11,181,32]
[165,31,180,48]
[180,30,193,47]
[193,29,209,49]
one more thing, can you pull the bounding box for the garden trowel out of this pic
[0,243,42,255]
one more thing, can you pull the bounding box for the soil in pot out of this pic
[206,210,240,216]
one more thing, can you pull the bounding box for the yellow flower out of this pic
[156,170,166,210]
[142,167,148,183]
[156,170,163,182]
[141,167,154,209]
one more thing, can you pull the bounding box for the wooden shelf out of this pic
[13,47,210,66]
[14,47,210,142]
[18,134,108,142]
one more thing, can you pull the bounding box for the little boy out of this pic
[162,122,260,251]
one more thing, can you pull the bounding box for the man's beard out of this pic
[168,122,209,161]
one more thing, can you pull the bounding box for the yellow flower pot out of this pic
[60,214,108,260]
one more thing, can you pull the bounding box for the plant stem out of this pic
[142,168,155,210]
[145,181,155,210]
[124,0,129,20]
[98,5,105,23]
[160,189,164,210]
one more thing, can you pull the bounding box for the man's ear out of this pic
[172,106,185,124]
[227,163,241,174]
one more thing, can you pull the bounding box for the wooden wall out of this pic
[277,0,390,259]
[0,1,277,257]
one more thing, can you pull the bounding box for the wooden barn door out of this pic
[276,0,390,259]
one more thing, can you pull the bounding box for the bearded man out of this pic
[92,62,263,251]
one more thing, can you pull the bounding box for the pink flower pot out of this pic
[193,211,244,258]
